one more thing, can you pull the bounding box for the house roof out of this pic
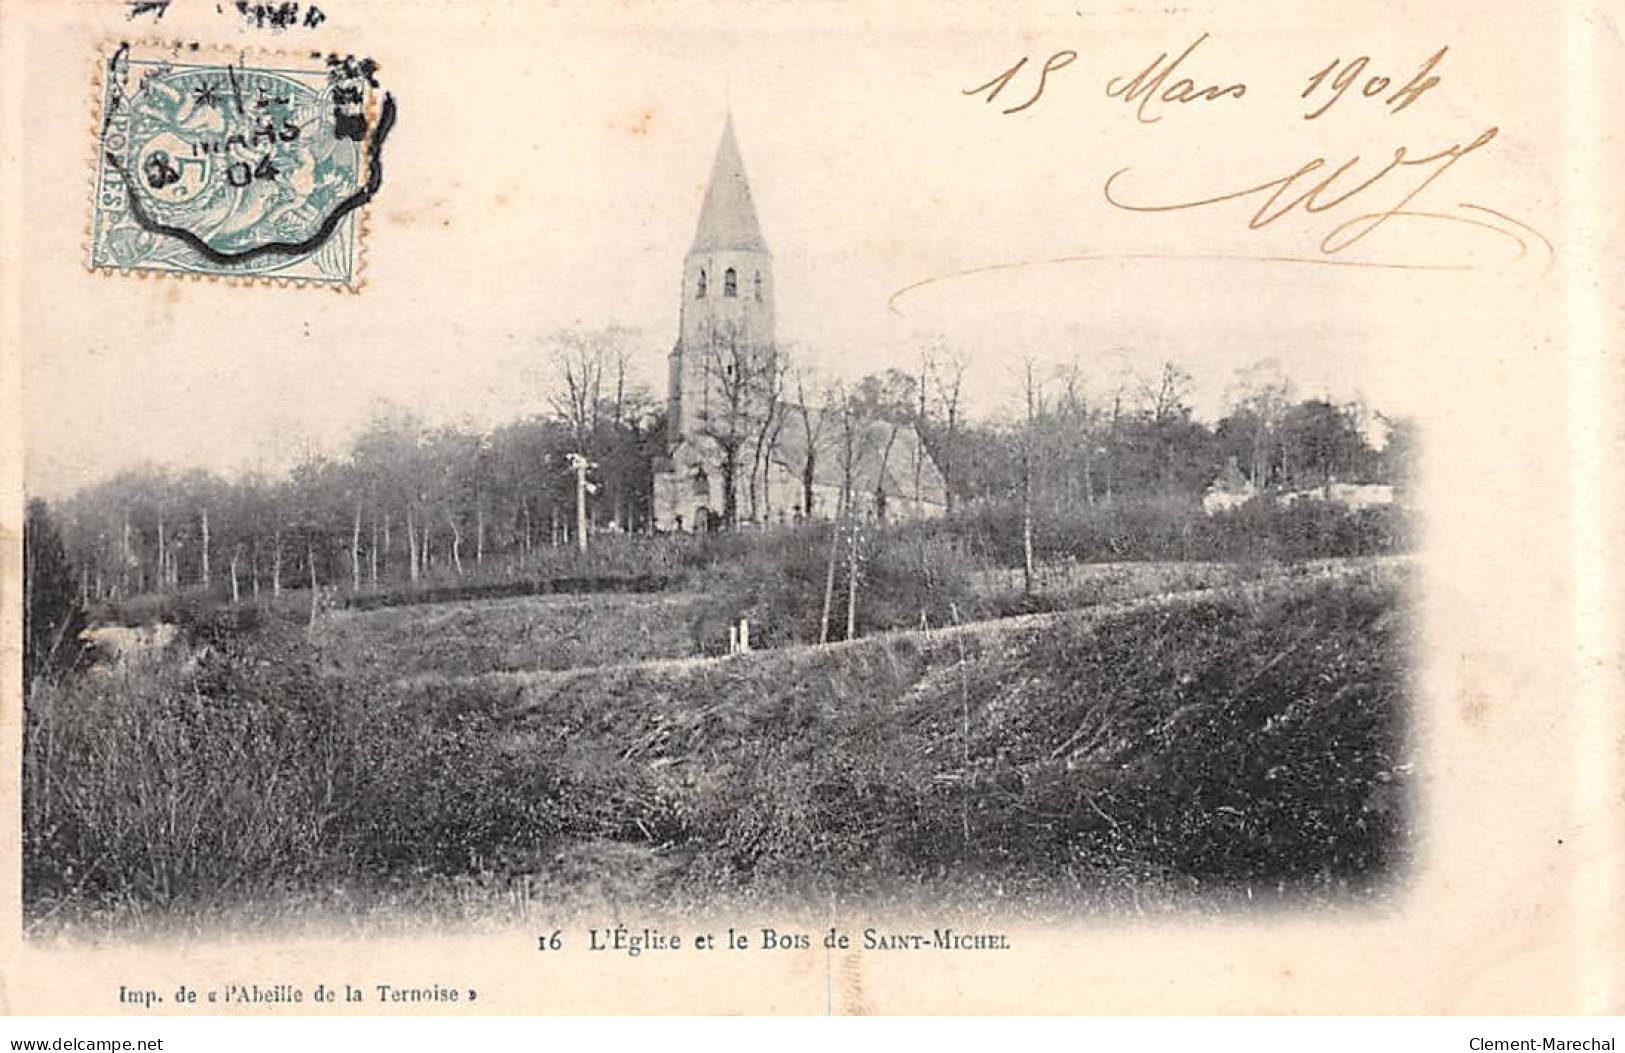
[689,115,769,255]
[1209,457,1254,493]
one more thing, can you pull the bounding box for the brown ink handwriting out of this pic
[1105,33,1246,124]
[1102,125,1500,254]
[963,51,1078,115]
[1301,47,1448,120]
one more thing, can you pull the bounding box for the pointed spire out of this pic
[690,115,768,255]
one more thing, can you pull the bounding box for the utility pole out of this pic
[566,453,597,553]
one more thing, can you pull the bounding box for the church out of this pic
[652,118,948,532]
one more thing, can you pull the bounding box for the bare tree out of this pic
[790,356,829,520]
[1056,358,1095,508]
[1105,384,1123,504]
[1227,358,1293,488]
[608,339,634,526]
[1139,360,1194,425]
[156,504,167,593]
[746,351,788,523]
[875,423,899,522]
[199,506,210,588]
[545,327,637,464]
[928,347,968,514]
[913,341,932,508]
[845,506,860,640]
[548,331,605,456]
[271,522,285,595]
[1021,358,1040,595]
[351,502,363,590]
[692,319,772,528]
[1137,359,1195,493]
[820,383,853,644]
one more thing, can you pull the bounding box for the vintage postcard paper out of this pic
[2,0,1619,1016]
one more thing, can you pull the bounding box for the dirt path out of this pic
[400,555,1410,689]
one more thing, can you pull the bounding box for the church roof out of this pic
[773,410,948,507]
[689,115,769,255]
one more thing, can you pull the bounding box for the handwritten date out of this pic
[964,36,1447,124]
[965,34,1247,122]
[1302,47,1448,120]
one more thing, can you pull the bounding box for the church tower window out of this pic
[754,272,762,301]
[724,268,737,297]
[696,269,707,298]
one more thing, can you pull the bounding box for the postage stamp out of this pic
[89,42,390,288]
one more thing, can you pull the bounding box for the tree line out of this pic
[41,329,1413,608]
[830,351,1410,514]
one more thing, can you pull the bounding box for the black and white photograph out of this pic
[3,0,1616,1024]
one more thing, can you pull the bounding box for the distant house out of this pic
[1277,481,1396,511]
[1202,456,1257,514]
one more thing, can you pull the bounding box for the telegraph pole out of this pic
[566,453,596,553]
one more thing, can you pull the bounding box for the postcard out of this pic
[2,0,1618,1016]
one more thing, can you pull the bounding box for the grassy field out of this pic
[318,591,713,680]
[24,558,1413,936]
[314,557,1379,682]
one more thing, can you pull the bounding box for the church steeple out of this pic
[689,115,769,256]
[668,116,777,453]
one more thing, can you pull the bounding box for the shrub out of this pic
[22,624,566,921]
[23,500,87,691]
[683,523,979,649]
[969,575,1411,889]
[945,496,1410,565]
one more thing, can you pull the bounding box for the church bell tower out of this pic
[667,115,776,451]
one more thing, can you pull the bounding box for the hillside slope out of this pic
[26,563,1412,930]
[408,564,1413,911]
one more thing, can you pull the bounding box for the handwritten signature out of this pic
[1100,125,1534,257]
[890,129,1552,312]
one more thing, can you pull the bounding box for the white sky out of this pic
[16,2,1560,497]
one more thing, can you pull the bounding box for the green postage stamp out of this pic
[90,42,390,288]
